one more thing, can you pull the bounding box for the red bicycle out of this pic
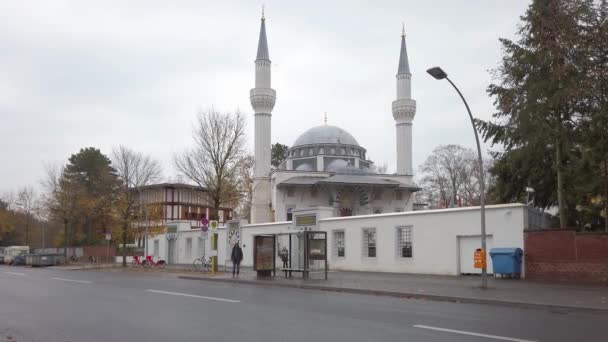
[131,256,147,269]
[144,256,166,269]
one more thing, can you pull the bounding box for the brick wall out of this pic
[524,230,608,284]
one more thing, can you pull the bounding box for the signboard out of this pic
[227,221,241,247]
[474,248,486,269]
[105,234,111,241]
[254,236,275,271]
[296,215,316,227]
[308,239,326,260]
[200,231,208,239]
[210,220,219,234]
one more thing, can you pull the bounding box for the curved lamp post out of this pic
[426,66,488,289]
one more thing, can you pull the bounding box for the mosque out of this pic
[249,13,420,224]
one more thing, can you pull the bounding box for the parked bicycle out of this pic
[131,255,146,269]
[144,255,166,269]
[192,256,211,272]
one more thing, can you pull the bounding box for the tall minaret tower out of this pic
[250,11,276,223]
[392,25,416,175]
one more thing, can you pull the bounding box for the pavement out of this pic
[2,265,608,342]
[175,268,608,313]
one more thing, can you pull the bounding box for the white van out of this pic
[3,246,30,264]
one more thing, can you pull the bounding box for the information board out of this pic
[254,236,275,271]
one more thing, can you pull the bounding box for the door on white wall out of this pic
[458,235,494,274]
[167,239,177,264]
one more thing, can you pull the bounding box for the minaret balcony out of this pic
[392,99,416,122]
[250,88,276,114]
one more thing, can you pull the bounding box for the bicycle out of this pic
[192,256,211,272]
[144,256,166,269]
[131,255,146,269]
[69,255,81,263]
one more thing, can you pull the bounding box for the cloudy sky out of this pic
[0,0,530,194]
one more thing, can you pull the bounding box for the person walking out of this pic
[231,241,243,277]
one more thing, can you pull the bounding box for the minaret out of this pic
[250,10,276,223]
[392,25,416,175]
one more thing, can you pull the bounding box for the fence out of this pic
[33,245,117,263]
[527,207,553,230]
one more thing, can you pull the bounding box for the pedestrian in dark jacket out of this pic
[231,241,243,276]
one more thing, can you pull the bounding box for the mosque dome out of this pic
[293,125,359,147]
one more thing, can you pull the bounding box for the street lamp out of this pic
[426,66,488,289]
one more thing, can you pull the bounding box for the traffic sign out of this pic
[200,218,209,231]
[105,233,111,241]
[210,220,219,233]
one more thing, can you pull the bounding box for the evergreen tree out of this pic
[478,0,592,228]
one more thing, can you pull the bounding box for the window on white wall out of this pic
[362,228,376,258]
[198,237,206,257]
[153,240,160,257]
[396,226,413,258]
[286,207,294,221]
[185,238,193,259]
[333,230,345,258]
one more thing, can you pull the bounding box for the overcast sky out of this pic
[0,0,531,194]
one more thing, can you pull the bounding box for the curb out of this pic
[178,275,608,314]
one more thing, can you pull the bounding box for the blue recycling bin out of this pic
[489,248,523,278]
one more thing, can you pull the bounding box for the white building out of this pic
[250,15,419,224]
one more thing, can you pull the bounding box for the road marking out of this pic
[413,325,538,342]
[146,289,241,303]
[51,277,92,284]
[4,272,27,276]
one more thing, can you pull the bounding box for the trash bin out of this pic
[489,248,523,278]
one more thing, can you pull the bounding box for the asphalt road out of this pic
[1,265,607,342]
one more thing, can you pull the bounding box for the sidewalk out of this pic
[178,269,608,313]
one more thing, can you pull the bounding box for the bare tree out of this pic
[174,109,246,220]
[16,186,36,245]
[372,163,389,174]
[112,145,163,267]
[419,145,478,208]
[231,155,255,221]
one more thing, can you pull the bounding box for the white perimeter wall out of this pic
[240,204,526,276]
[141,204,526,276]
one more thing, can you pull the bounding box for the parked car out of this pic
[9,255,26,266]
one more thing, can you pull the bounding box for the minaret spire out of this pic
[256,9,270,61]
[397,24,410,75]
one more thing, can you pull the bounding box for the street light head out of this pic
[426,67,448,80]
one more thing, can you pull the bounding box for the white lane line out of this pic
[413,325,538,342]
[146,289,241,303]
[4,271,27,276]
[51,277,92,284]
